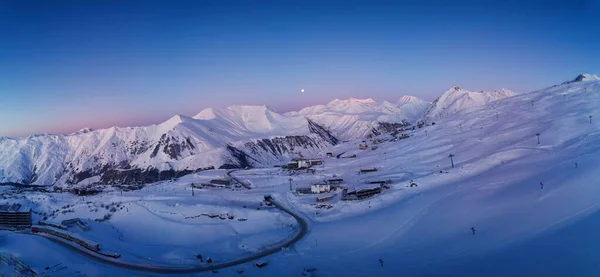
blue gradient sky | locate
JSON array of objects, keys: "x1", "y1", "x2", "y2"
[{"x1": 1, "y1": 0, "x2": 599, "y2": 137}]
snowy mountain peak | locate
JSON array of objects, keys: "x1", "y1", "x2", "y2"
[
  {"x1": 193, "y1": 105, "x2": 275, "y2": 121},
  {"x1": 395, "y1": 96, "x2": 431, "y2": 121},
  {"x1": 194, "y1": 108, "x2": 216, "y2": 120},
  {"x1": 158, "y1": 114, "x2": 194, "y2": 132},
  {"x1": 349, "y1": 97, "x2": 376, "y2": 103},
  {"x1": 573, "y1": 74, "x2": 600, "y2": 82},
  {"x1": 162, "y1": 114, "x2": 185, "y2": 126},
  {"x1": 397, "y1": 95, "x2": 422, "y2": 104},
  {"x1": 72, "y1": 127, "x2": 94, "y2": 134},
  {"x1": 328, "y1": 97, "x2": 376, "y2": 105}
]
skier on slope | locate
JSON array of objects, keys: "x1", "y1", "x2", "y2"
[
  {"x1": 471, "y1": 227, "x2": 476, "y2": 235},
  {"x1": 540, "y1": 182, "x2": 544, "y2": 189}
]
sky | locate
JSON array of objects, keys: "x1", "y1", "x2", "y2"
[{"x1": 1, "y1": 0, "x2": 599, "y2": 137}]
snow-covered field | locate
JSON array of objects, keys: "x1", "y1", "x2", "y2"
[{"x1": 2, "y1": 75, "x2": 600, "y2": 276}]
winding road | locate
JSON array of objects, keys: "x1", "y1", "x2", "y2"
[
  {"x1": 29, "y1": 171, "x2": 308, "y2": 274},
  {"x1": 226, "y1": 169, "x2": 252, "y2": 189}
]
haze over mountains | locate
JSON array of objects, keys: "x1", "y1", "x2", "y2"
[{"x1": 3, "y1": 75, "x2": 595, "y2": 188}]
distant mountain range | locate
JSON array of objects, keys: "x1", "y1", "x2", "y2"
[{"x1": 5, "y1": 75, "x2": 595, "y2": 188}]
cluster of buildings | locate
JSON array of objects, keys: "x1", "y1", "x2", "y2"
[
  {"x1": 295, "y1": 178, "x2": 344, "y2": 195},
  {"x1": 286, "y1": 153, "x2": 388, "y2": 203},
  {"x1": 294, "y1": 177, "x2": 387, "y2": 202}
]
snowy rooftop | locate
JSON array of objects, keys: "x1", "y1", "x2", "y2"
[
  {"x1": 347, "y1": 183, "x2": 381, "y2": 193},
  {"x1": 0, "y1": 203, "x2": 29, "y2": 212}
]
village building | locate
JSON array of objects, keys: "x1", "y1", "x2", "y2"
[
  {"x1": 316, "y1": 194, "x2": 335, "y2": 203},
  {"x1": 255, "y1": 260, "x2": 268, "y2": 268},
  {"x1": 368, "y1": 180, "x2": 390, "y2": 185},
  {"x1": 326, "y1": 152, "x2": 333, "y2": 158},
  {"x1": 355, "y1": 184, "x2": 382, "y2": 199},
  {"x1": 288, "y1": 158, "x2": 310, "y2": 169},
  {"x1": 287, "y1": 158, "x2": 324, "y2": 169},
  {"x1": 359, "y1": 168, "x2": 378, "y2": 174},
  {"x1": 295, "y1": 187, "x2": 312, "y2": 194},
  {"x1": 62, "y1": 218, "x2": 90, "y2": 231},
  {"x1": 0, "y1": 203, "x2": 32, "y2": 229},
  {"x1": 368, "y1": 179, "x2": 392, "y2": 189},
  {"x1": 311, "y1": 183, "x2": 331, "y2": 194},
  {"x1": 202, "y1": 177, "x2": 232, "y2": 188},
  {"x1": 342, "y1": 183, "x2": 382, "y2": 200},
  {"x1": 210, "y1": 178, "x2": 232, "y2": 186},
  {"x1": 309, "y1": 159, "x2": 324, "y2": 166},
  {"x1": 327, "y1": 178, "x2": 344, "y2": 187}
]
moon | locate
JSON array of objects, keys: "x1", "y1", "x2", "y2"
[{"x1": 301, "y1": 89, "x2": 305, "y2": 93}]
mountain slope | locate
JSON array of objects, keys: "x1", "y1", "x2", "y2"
[
  {"x1": 424, "y1": 86, "x2": 515, "y2": 120},
  {"x1": 271, "y1": 74, "x2": 600, "y2": 276},
  {"x1": 0, "y1": 107, "x2": 337, "y2": 187},
  {"x1": 286, "y1": 97, "x2": 428, "y2": 140}
]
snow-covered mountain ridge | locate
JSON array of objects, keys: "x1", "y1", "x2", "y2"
[
  {"x1": 285, "y1": 96, "x2": 431, "y2": 140},
  {"x1": 0, "y1": 95, "x2": 428, "y2": 186},
  {"x1": 4, "y1": 74, "x2": 595, "y2": 188}
]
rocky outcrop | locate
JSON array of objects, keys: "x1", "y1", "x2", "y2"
[
  {"x1": 369, "y1": 121, "x2": 411, "y2": 138},
  {"x1": 307, "y1": 118, "x2": 339, "y2": 145}
]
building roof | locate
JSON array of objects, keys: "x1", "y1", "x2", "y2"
[
  {"x1": 311, "y1": 183, "x2": 330, "y2": 187},
  {"x1": 292, "y1": 157, "x2": 322, "y2": 161},
  {"x1": 354, "y1": 183, "x2": 381, "y2": 192},
  {"x1": 210, "y1": 179, "x2": 231, "y2": 185},
  {"x1": 0, "y1": 203, "x2": 29, "y2": 212}
]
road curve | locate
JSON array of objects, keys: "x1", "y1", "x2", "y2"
[
  {"x1": 33, "y1": 196, "x2": 308, "y2": 274},
  {"x1": 226, "y1": 169, "x2": 252, "y2": 189}
]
